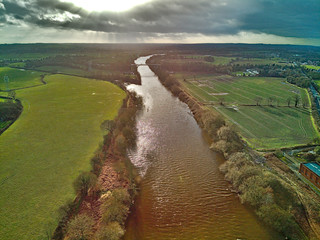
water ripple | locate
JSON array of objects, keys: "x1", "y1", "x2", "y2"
[{"x1": 124, "y1": 56, "x2": 279, "y2": 240}]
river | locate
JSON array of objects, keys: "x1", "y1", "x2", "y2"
[{"x1": 124, "y1": 56, "x2": 280, "y2": 240}]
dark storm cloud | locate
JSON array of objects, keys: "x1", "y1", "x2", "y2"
[
  {"x1": 242, "y1": 0, "x2": 320, "y2": 38},
  {"x1": 1, "y1": 0, "x2": 319, "y2": 38}
]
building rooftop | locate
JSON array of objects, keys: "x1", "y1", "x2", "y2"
[{"x1": 304, "y1": 162, "x2": 320, "y2": 177}]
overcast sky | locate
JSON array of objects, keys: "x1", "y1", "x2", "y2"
[{"x1": 0, "y1": 0, "x2": 319, "y2": 45}]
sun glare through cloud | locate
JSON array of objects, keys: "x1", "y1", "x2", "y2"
[{"x1": 61, "y1": 0, "x2": 153, "y2": 12}]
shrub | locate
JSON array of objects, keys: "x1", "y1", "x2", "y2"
[
  {"x1": 314, "y1": 146, "x2": 320, "y2": 155},
  {"x1": 221, "y1": 151, "x2": 303, "y2": 239},
  {"x1": 112, "y1": 188, "x2": 130, "y2": 204},
  {"x1": 217, "y1": 126, "x2": 239, "y2": 142},
  {"x1": 164, "y1": 77, "x2": 177, "y2": 88},
  {"x1": 100, "y1": 120, "x2": 115, "y2": 132},
  {"x1": 94, "y1": 222, "x2": 124, "y2": 240},
  {"x1": 66, "y1": 215, "x2": 94, "y2": 240},
  {"x1": 102, "y1": 202, "x2": 129, "y2": 224},
  {"x1": 274, "y1": 150, "x2": 283, "y2": 158},
  {"x1": 264, "y1": 174, "x2": 298, "y2": 210},
  {"x1": 91, "y1": 154, "x2": 103, "y2": 175},
  {"x1": 212, "y1": 140, "x2": 229, "y2": 154},
  {"x1": 115, "y1": 135, "x2": 127, "y2": 154},
  {"x1": 57, "y1": 199, "x2": 76, "y2": 220},
  {"x1": 212, "y1": 140, "x2": 243, "y2": 157},
  {"x1": 101, "y1": 188, "x2": 130, "y2": 225},
  {"x1": 239, "y1": 176, "x2": 272, "y2": 207},
  {"x1": 257, "y1": 204, "x2": 300, "y2": 239},
  {"x1": 204, "y1": 56, "x2": 215, "y2": 62},
  {"x1": 227, "y1": 165, "x2": 261, "y2": 188},
  {"x1": 113, "y1": 161, "x2": 126, "y2": 180},
  {"x1": 171, "y1": 85, "x2": 181, "y2": 96},
  {"x1": 73, "y1": 172, "x2": 97, "y2": 197},
  {"x1": 202, "y1": 111, "x2": 225, "y2": 139},
  {"x1": 303, "y1": 152, "x2": 316, "y2": 162},
  {"x1": 228, "y1": 152, "x2": 249, "y2": 166},
  {"x1": 122, "y1": 126, "x2": 136, "y2": 146}
]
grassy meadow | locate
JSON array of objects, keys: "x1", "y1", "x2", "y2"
[
  {"x1": 0, "y1": 74, "x2": 126, "y2": 240},
  {"x1": 303, "y1": 65, "x2": 320, "y2": 70},
  {"x1": 184, "y1": 55, "x2": 235, "y2": 65},
  {"x1": 166, "y1": 55, "x2": 288, "y2": 66},
  {"x1": 35, "y1": 65, "x2": 89, "y2": 76},
  {"x1": 231, "y1": 57, "x2": 288, "y2": 66},
  {"x1": 177, "y1": 74, "x2": 318, "y2": 149},
  {"x1": 8, "y1": 62, "x2": 26, "y2": 68},
  {"x1": 0, "y1": 67, "x2": 44, "y2": 90}
]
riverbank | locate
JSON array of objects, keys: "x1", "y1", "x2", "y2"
[
  {"x1": 147, "y1": 56, "x2": 320, "y2": 240},
  {"x1": 53, "y1": 92, "x2": 141, "y2": 240}
]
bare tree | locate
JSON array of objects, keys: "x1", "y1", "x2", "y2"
[
  {"x1": 302, "y1": 101, "x2": 307, "y2": 108},
  {"x1": 219, "y1": 97, "x2": 225, "y2": 106},
  {"x1": 101, "y1": 120, "x2": 115, "y2": 132},
  {"x1": 287, "y1": 97, "x2": 291, "y2": 107},
  {"x1": 254, "y1": 97, "x2": 262, "y2": 106},
  {"x1": 7, "y1": 90, "x2": 16, "y2": 100},
  {"x1": 294, "y1": 94, "x2": 300, "y2": 107},
  {"x1": 268, "y1": 97, "x2": 275, "y2": 106}
]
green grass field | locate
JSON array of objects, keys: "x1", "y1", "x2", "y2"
[
  {"x1": 169, "y1": 55, "x2": 235, "y2": 65},
  {"x1": 304, "y1": 65, "x2": 320, "y2": 70},
  {"x1": 35, "y1": 65, "x2": 89, "y2": 76},
  {"x1": 231, "y1": 57, "x2": 288, "y2": 66},
  {"x1": 8, "y1": 62, "x2": 26, "y2": 68},
  {"x1": 177, "y1": 74, "x2": 318, "y2": 149},
  {"x1": 0, "y1": 53, "x2": 58, "y2": 61},
  {"x1": 0, "y1": 74, "x2": 126, "y2": 240},
  {"x1": 35, "y1": 65, "x2": 124, "y2": 78},
  {"x1": 0, "y1": 67, "x2": 44, "y2": 90},
  {"x1": 210, "y1": 56, "x2": 235, "y2": 65},
  {"x1": 187, "y1": 55, "x2": 235, "y2": 65}
]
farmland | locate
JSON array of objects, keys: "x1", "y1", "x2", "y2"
[
  {"x1": 231, "y1": 57, "x2": 288, "y2": 66},
  {"x1": 0, "y1": 67, "x2": 44, "y2": 90},
  {"x1": 176, "y1": 74, "x2": 318, "y2": 149},
  {"x1": 164, "y1": 54, "x2": 289, "y2": 67},
  {"x1": 182, "y1": 55, "x2": 235, "y2": 65},
  {"x1": 35, "y1": 65, "x2": 89, "y2": 76},
  {"x1": 0, "y1": 74, "x2": 126, "y2": 240},
  {"x1": 304, "y1": 65, "x2": 320, "y2": 70}
]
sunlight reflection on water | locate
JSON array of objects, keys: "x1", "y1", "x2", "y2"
[{"x1": 124, "y1": 56, "x2": 280, "y2": 240}]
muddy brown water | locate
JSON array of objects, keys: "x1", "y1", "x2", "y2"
[{"x1": 124, "y1": 56, "x2": 280, "y2": 240}]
